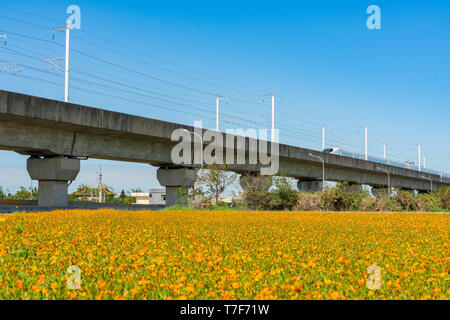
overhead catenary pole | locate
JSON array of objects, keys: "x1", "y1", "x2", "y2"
[
  {"x1": 215, "y1": 95, "x2": 228, "y2": 132},
  {"x1": 321, "y1": 127, "x2": 331, "y2": 151},
  {"x1": 216, "y1": 95, "x2": 219, "y2": 131},
  {"x1": 271, "y1": 92, "x2": 275, "y2": 142},
  {"x1": 51, "y1": 22, "x2": 71, "y2": 102},
  {"x1": 262, "y1": 92, "x2": 275, "y2": 142},
  {"x1": 364, "y1": 125, "x2": 368, "y2": 160},
  {"x1": 418, "y1": 144, "x2": 421, "y2": 172},
  {"x1": 98, "y1": 165, "x2": 103, "y2": 203},
  {"x1": 322, "y1": 127, "x2": 325, "y2": 150},
  {"x1": 64, "y1": 22, "x2": 70, "y2": 102}
]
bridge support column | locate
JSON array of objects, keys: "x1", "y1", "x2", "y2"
[
  {"x1": 297, "y1": 180, "x2": 323, "y2": 192},
  {"x1": 27, "y1": 157, "x2": 80, "y2": 207},
  {"x1": 157, "y1": 168, "x2": 197, "y2": 207},
  {"x1": 239, "y1": 174, "x2": 272, "y2": 191}
]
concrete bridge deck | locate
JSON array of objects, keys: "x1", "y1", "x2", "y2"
[{"x1": 0, "y1": 89, "x2": 448, "y2": 206}]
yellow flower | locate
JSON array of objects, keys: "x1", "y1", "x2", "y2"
[
  {"x1": 15, "y1": 279, "x2": 23, "y2": 289},
  {"x1": 329, "y1": 291, "x2": 340, "y2": 300}
]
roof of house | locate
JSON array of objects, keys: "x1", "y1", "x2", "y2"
[{"x1": 73, "y1": 185, "x2": 117, "y2": 196}]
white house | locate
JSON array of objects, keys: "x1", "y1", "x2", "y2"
[{"x1": 131, "y1": 188, "x2": 166, "y2": 205}]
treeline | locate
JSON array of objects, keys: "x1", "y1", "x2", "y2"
[
  {"x1": 181, "y1": 164, "x2": 450, "y2": 212},
  {"x1": 0, "y1": 187, "x2": 37, "y2": 200},
  {"x1": 243, "y1": 183, "x2": 450, "y2": 212},
  {"x1": 0, "y1": 185, "x2": 139, "y2": 204}
]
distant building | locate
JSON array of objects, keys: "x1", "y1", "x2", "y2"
[
  {"x1": 73, "y1": 185, "x2": 116, "y2": 201},
  {"x1": 132, "y1": 192, "x2": 151, "y2": 205},
  {"x1": 131, "y1": 188, "x2": 166, "y2": 205}
]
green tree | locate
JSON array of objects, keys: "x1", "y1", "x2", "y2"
[
  {"x1": 196, "y1": 163, "x2": 237, "y2": 204},
  {"x1": 76, "y1": 184, "x2": 87, "y2": 192},
  {"x1": 118, "y1": 189, "x2": 127, "y2": 201},
  {"x1": 9, "y1": 187, "x2": 32, "y2": 200}
]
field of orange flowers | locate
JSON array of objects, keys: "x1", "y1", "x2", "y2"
[{"x1": 0, "y1": 210, "x2": 448, "y2": 300}]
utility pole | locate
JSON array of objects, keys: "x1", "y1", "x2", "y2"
[
  {"x1": 364, "y1": 125, "x2": 368, "y2": 160},
  {"x1": 418, "y1": 144, "x2": 421, "y2": 172},
  {"x1": 271, "y1": 92, "x2": 275, "y2": 142},
  {"x1": 216, "y1": 95, "x2": 219, "y2": 131},
  {"x1": 64, "y1": 22, "x2": 70, "y2": 103},
  {"x1": 216, "y1": 95, "x2": 227, "y2": 131},
  {"x1": 98, "y1": 165, "x2": 103, "y2": 203},
  {"x1": 321, "y1": 127, "x2": 330, "y2": 151},
  {"x1": 51, "y1": 22, "x2": 71, "y2": 102},
  {"x1": 322, "y1": 127, "x2": 325, "y2": 150},
  {"x1": 262, "y1": 92, "x2": 275, "y2": 142}
]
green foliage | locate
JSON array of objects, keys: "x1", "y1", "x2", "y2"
[
  {"x1": 1, "y1": 187, "x2": 37, "y2": 200},
  {"x1": 320, "y1": 187, "x2": 353, "y2": 211},
  {"x1": 243, "y1": 177, "x2": 298, "y2": 211},
  {"x1": 435, "y1": 186, "x2": 450, "y2": 211},
  {"x1": 203, "y1": 201, "x2": 247, "y2": 211},
  {"x1": 395, "y1": 191, "x2": 418, "y2": 212},
  {"x1": 76, "y1": 184, "x2": 87, "y2": 192},
  {"x1": 271, "y1": 176, "x2": 298, "y2": 210},
  {"x1": 164, "y1": 204, "x2": 196, "y2": 211},
  {"x1": 0, "y1": 187, "x2": 6, "y2": 199},
  {"x1": 295, "y1": 192, "x2": 322, "y2": 211},
  {"x1": 196, "y1": 164, "x2": 237, "y2": 204},
  {"x1": 243, "y1": 188, "x2": 272, "y2": 211},
  {"x1": 416, "y1": 193, "x2": 443, "y2": 212},
  {"x1": 175, "y1": 186, "x2": 189, "y2": 207},
  {"x1": 356, "y1": 195, "x2": 378, "y2": 211}
]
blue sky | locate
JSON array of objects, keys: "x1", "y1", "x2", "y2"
[{"x1": 0, "y1": 0, "x2": 449, "y2": 194}]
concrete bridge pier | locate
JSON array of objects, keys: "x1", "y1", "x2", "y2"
[
  {"x1": 239, "y1": 173, "x2": 272, "y2": 191},
  {"x1": 157, "y1": 168, "x2": 197, "y2": 207},
  {"x1": 27, "y1": 157, "x2": 80, "y2": 207},
  {"x1": 297, "y1": 180, "x2": 323, "y2": 192}
]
